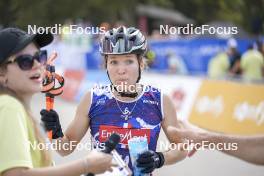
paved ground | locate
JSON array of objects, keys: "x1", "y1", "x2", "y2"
[{"x1": 31, "y1": 94, "x2": 264, "y2": 176}]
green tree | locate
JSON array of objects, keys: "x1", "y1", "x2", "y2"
[{"x1": 0, "y1": 0, "x2": 263, "y2": 34}]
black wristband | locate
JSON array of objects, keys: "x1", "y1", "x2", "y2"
[
  {"x1": 156, "y1": 152, "x2": 165, "y2": 168},
  {"x1": 53, "y1": 127, "x2": 64, "y2": 139}
]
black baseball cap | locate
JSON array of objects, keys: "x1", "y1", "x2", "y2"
[{"x1": 0, "y1": 27, "x2": 53, "y2": 65}]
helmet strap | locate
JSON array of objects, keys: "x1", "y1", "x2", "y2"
[{"x1": 136, "y1": 55, "x2": 141, "y2": 83}]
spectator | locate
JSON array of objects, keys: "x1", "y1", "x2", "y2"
[
  {"x1": 208, "y1": 38, "x2": 241, "y2": 79},
  {"x1": 166, "y1": 50, "x2": 188, "y2": 74},
  {"x1": 227, "y1": 38, "x2": 241, "y2": 76},
  {"x1": 0, "y1": 27, "x2": 113, "y2": 176},
  {"x1": 241, "y1": 41, "x2": 264, "y2": 81}
]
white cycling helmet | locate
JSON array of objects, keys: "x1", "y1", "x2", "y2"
[{"x1": 100, "y1": 26, "x2": 147, "y2": 55}]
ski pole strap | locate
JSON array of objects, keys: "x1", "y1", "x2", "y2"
[{"x1": 42, "y1": 65, "x2": 64, "y2": 96}]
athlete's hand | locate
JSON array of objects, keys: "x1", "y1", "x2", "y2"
[
  {"x1": 137, "y1": 150, "x2": 165, "y2": 173},
  {"x1": 40, "y1": 109, "x2": 64, "y2": 139}
]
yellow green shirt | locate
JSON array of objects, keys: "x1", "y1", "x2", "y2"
[
  {"x1": 0, "y1": 95, "x2": 48, "y2": 175},
  {"x1": 241, "y1": 50, "x2": 264, "y2": 81},
  {"x1": 208, "y1": 52, "x2": 230, "y2": 78}
]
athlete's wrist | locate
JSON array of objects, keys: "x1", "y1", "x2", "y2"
[{"x1": 156, "y1": 152, "x2": 165, "y2": 168}]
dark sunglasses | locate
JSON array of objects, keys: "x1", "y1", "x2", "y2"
[{"x1": 5, "y1": 50, "x2": 47, "y2": 70}]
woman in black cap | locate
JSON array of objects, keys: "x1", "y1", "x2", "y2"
[{"x1": 0, "y1": 28, "x2": 113, "y2": 176}]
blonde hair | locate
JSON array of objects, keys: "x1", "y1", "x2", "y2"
[{"x1": 0, "y1": 64, "x2": 51, "y2": 166}]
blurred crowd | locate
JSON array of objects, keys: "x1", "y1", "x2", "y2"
[{"x1": 208, "y1": 38, "x2": 264, "y2": 82}]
